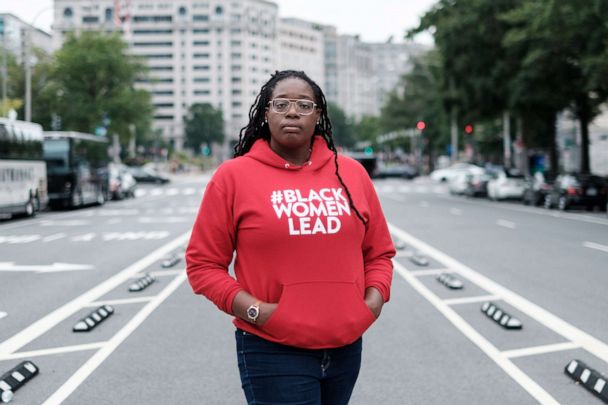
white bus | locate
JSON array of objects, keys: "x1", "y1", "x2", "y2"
[{"x1": 0, "y1": 117, "x2": 48, "y2": 218}]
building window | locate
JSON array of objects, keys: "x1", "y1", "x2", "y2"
[
  {"x1": 179, "y1": 6, "x2": 187, "y2": 15},
  {"x1": 193, "y1": 65, "x2": 210, "y2": 70},
  {"x1": 153, "y1": 90, "x2": 174, "y2": 95},
  {"x1": 215, "y1": 6, "x2": 224, "y2": 15},
  {"x1": 63, "y1": 7, "x2": 73, "y2": 18},
  {"x1": 194, "y1": 90, "x2": 210, "y2": 95},
  {"x1": 194, "y1": 53, "x2": 210, "y2": 58},
  {"x1": 153, "y1": 115, "x2": 174, "y2": 120},
  {"x1": 154, "y1": 103, "x2": 174, "y2": 108},
  {"x1": 193, "y1": 15, "x2": 209, "y2": 22},
  {"x1": 193, "y1": 29, "x2": 209, "y2": 34},
  {"x1": 105, "y1": 8, "x2": 113, "y2": 22},
  {"x1": 149, "y1": 66, "x2": 173, "y2": 71},
  {"x1": 193, "y1": 77, "x2": 210, "y2": 83},
  {"x1": 133, "y1": 42, "x2": 173, "y2": 47},
  {"x1": 193, "y1": 41, "x2": 210, "y2": 46},
  {"x1": 82, "y1": 16, "x2": 99, "y2": 23}
]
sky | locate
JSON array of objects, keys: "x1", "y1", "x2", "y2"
[{"x1": 1, "y1": 0, "x2": 436, "y2": 44}]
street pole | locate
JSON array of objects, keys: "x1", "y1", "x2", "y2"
[
  {"x1": 450, "y1": 108, "x2": 458, "y2": 162},
  {"x1": 1, "y1": 30, "x2": 7, "y2": 109},
  {"x1": 503, "y1": 110, "x2": 511, "y2": 169},
  {"x1": 25, "y1": 7, "x2": 52, "y2": 122}
]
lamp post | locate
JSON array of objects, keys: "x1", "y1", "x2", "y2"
[{"x1": 25, "y1": 7, "x2": 52, "y2": 122}]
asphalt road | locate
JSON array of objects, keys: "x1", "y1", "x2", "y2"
[{"x1": 1, "y1": 174, "x2": 607, "y2": 404}]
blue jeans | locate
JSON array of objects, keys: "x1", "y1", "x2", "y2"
[{"x1": 235, "y1": 329, "x2": 362, "y2": 405}]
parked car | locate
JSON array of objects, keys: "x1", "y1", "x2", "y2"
[
  {"x1": 487, "y1": 169, "x2": 526, "y2": 200},
  {"x1": 463, "y1": 170, "x2": 493, "y2": 198},
  {"x1": 448, "y1": 171, "x2": 470, "y2": 195},
  {"x1": 108, "y1": 163, "x2": 137, "y2": 200},
  {"x1": 127, "y1": 166, "x2": 170, "y2": 184},
  {"x1": 430, "y1": 163, "x2": 484, "y2": 183},
  {"x1": 375, "y1": 162, "x2": 418, "y2": 179},
  {"x1": 544, "y1": 174, "x2": 608, "y2": 211},
  {"x1": 522, "y1": 172, "x2": 555, "y2": 206}
]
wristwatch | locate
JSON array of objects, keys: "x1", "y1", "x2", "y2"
[{"x1": 246, "y1": 301, "x2": 261, "y2": 323}]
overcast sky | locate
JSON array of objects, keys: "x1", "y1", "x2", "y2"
[{"x1": 2, "y1": 0, "x2": 436, "y2": 44}]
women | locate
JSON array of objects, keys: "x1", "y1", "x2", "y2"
[{"x1": 186, "y1": 70, "x2": 395, "y2": 405}]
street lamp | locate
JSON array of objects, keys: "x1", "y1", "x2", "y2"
[{"x1": 25, "y1": 7, "x2": 52, "y2": 122}]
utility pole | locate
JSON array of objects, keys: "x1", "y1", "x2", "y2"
[
  {"x1": 25, "y1": 26, "x2": 31, "y2": 121},
  {"x1": 503, "y1": 110, "x2": 511, "y2": 169},
  {"x1": 1, "y1": 29, "x2": 7, "y2": 110}
]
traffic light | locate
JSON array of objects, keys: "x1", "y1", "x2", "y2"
[
  {"x1": 416, "y1": 121, "x2": 426, "y2": 131},
  {"x1": 464, "y1": 124, "x2": 474, "y2": 134}
]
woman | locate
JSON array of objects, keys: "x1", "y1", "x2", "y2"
[{"x1": 186, "y1": 70, "x2": 395, "y2": 405}]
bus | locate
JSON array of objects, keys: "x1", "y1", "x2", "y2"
[
  {"x1": 0, "y1": 117, "x2": 48, "y2": 219},
  {"x1": 43, "y1": 131, "x2": 110, "y2": 209}
]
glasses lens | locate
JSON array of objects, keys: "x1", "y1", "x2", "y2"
[
  {"x1": 272, "y1": 99, "x2": 290, "y2": 112},
  {"x1": 271, "y1": 99, "x2": 315, "y2": 115},
  {"x1": 296, "y1": 100, "x2": 314, "y2": 115}
]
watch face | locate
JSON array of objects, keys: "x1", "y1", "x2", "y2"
[{"x1": 247, "y1": 307, "x2": 258, "y2": 319}]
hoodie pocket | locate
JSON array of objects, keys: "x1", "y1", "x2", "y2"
[{"x1": 260, "y1": 281, "x2": 376, "y2": 348}]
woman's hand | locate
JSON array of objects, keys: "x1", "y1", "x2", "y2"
[
  {"x1": 364, "y1": 287, "x2": 384, "y2": 318},
  {"x1": 232, "y1": 291, "x2": 277, "y2": 325}
]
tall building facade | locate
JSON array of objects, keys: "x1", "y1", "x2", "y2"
[
  {"x1": 53, "y1": 0, "x2": 278, "y2": 150},
  {"x1": 1, "y1": 13, "x2": 53, "y2": 63},
  {"x1": 277, "y1": 18, "x2": 324, "y2": 89}
]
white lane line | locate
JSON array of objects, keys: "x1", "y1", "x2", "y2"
[
  {"x1": 40, "y1": 220, "x2": 91, "y2": 227},
  {"x1": 0, "y1": 311, "x2": 6, "y2": 320},
  {"x1": 0, "y1": 232, "x2": 190, "y2": 358},
  {"x1": 392, "y1": 260, "x2": 559, "y2": 404},
  {"x1": 583, "y1": 241, "x2": 608, "y2": 254},
  {"x1": 43, "y1": 273, "x2": 187, "y2": 405},
  {"x1": 389, "y1": 223, "x2": 608, "y2": 365},
  {"x1": 497, "y1": 219, "x2": 516, "y2": 229},
  {"x1": 503, "y1": 342, "x2": 581, "y2": 359},
  {"x1": 132, "y1": 269, "x2": 185, "y2": 278},
  {"x1": 42, "y1": 233, "x2": 67, "y2": 242},
  {"x1": 394, "y1": 251, "x2": 412, "y2": 258},
  {"x1": 134, "y1": 189, "x2": 146, "y2": 197},
  {"x1": 1, "y1": 342, "x2": 105, "y2": 361},
  {"x1": 397, "y1": 185, "x2": 411, "y2": 193},
  {"x1": 443, "y1": 295, "x2": 501, "y2": 306},
  {"x1": 450, "y1": 208, "x2": 462, "y2": 216},
  {"x1": 166, "y1": 188, "x2": 180, "y2": 196},
  {"x1": 84, "y1": 297, "x2": 155, "y2": 307},
  {"x1": 183, "y1": 188, "x2": 196, "y2": 195},
  {"x1": 409, "y1": 269, "x2": 449, "y2": 276}
]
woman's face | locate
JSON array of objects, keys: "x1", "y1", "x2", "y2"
[{"x1": 265, "y1": 77, "x2": 321, "y2": 157}]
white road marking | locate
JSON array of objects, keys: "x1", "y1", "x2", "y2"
[
  {"x1": 150, "y1": 188, "x2": 164, "y2": 196},
  {"x1": 0, "y1": 235, "x2": 41, "y2": 244},
  {"x1": 497, "y1": 219, "x2": 516, "y2": 229},
  {"x1": 85, "y1": 297, "x2": 155, "y2": 307},
  {"x1": 102, "y1": 231, "x2": 170, "y2": 241},
  {"x1": 0, "y1": 262, "x2": 94, "y2": 273},
  {"x1": 166, "y1": 188, "x2": 180, "y2": 195},
  {"x1": 415, "y1": 186, "x2": 427, "y2": 193},
  {"x1": 450, "y1": 208, "x2": 462, "y2": 216},
  {"x1": 389, "y1": 223, "x2": 608, "y2": 365},
  {"x1": 1, "y1": 342, "x2": 105, "y2": 361},
  {"x1": 43, "y1": 273, "x2": 187, "y2": 405},
  {"x1": 0, "y1": 232, "x2": 190, "y2": 358},
  {"x1": 0, "y1": 312, "x2": 6, "y2": 320},
  {"x1": 443, "y1": 295, "x2": 501, "y2": 306},
  {"x1": 42, "y1": 233, "x2": 67, "y2": 242},
  {"x1": 72, "y1": 233, "x2": 96, "y2": 242},
  {"x1": 583, "y1": 241, "x2": 608, "y2": 254},
  {"x1": 502, "y1": 342, "x2": 581, "y2": 359},
  {"x1": 397, "y1": 185, "x2": 411, "y2": 193},
  {"x1": 97, "y1": 209, "x2": 139, "y2": 216},
  {"x1": 138, "y1": 217, "x2": 189, "y2": 224},
  {"x1": 134, "y1": 189, "x2": 146, "y2": 197},
  {"x1": 40, "y1": 220, "x2": 91, "y2": 227},
  {"x1": 392, "y1": 260, "x2": 559, "y2": 404},
  {"x1": 132, "y1": 269, "x2": 184, "y2": 278},
  {"x1": 409, "y1": 269, "x2": 448, "y2": 276},
  {"x1": 183, "y1": 187, "x2": 196, "y2": 195}
]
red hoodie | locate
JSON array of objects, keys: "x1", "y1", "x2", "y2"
[{"x1": 186, "y1": 136, "x2": 395, "y2": 349}]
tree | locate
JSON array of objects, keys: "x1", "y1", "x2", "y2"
[
  {"x1": 327, "y1": 102, "x2": 356, "y2": 148},
  {"x1": 50, "y1": 32, "x2": 152, "y2": 144},
  {"x1": 183, "y1": 103, "x2": 224, "y2": 154}
]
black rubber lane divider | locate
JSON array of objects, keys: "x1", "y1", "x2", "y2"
[
  {"x1": 0, "y1": 361, "x2": 39, "y2": 403},
  {"x1": 565, "y1": 359, "x2": 608, "y2": 403},
  {"x1": 480, "y1": 302, "x2": 522, "y2": 330},
  {"x1": 161, "y1": 254, "x2": 181, "y2": 268},
  {"x1": 437, "y1": 273, "x2": 464, "y2": 289},
  {"x1": 129, "y1": 274, "x2": 156, "y2": 292},
  {"x1": 73, "y1": 305, "x2": 114, "y2": 332},
  {"x1": 409, "y1": 253, "x2": 429, "y2": 266}
]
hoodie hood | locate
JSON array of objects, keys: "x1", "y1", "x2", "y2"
[{"x1": 245, "y1": 135, "x2": 334, "y2": 171}]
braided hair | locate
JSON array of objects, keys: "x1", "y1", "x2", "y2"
[{"x1": 233, "y1": 70, "x2": 367, "y2": 226}]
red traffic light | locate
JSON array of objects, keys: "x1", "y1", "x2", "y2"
[
  {"x1": 416, "y1": 121, "x2": 426, "y2": 131},
  {"x1": 464, "y1": 124, "x2": 474, "y2": 134}
]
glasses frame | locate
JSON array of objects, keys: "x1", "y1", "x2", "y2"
[{"x1": 267, "y1": 98, "x2": 318, "y2": 116}]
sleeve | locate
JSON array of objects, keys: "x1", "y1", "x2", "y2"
[
  {"x1": 186, "y1": 175, "x2": 243, "y2": 315},
  {"x1": 361, "y1": 174, "x2": 395, "y2": 303}
]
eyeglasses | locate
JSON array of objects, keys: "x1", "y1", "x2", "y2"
[{"x1": 268, "y1": 98, "x2": 317, "y2": 115}]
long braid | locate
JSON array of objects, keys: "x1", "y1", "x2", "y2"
[{"x1": 234, "y1": 70, "x2": 367, "y2": 226}]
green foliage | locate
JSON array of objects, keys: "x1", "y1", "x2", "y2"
[
  {"x1": 49, "y1": 32, "x2": 152, "y2": 144},
  {"x1": 327, "y1": 102, "x2": 356, "y2": 148},
  {"x1": 183, "y1": 103, "x2": 224, "y2": 154}
]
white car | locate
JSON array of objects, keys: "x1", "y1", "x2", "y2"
[
  {"x1": 487, "y1": 169, "x2": 526, "y2": 200},
  {"x1": 448, "y1": 171, "x2": 471, "y2": 195},
  {"x1": 430, "y1": 163, "x2": 484, "y2": 183}
]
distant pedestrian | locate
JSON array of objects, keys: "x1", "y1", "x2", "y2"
[{"x1": 186, "y1": 70, "x2": 395, "y2": 405}]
